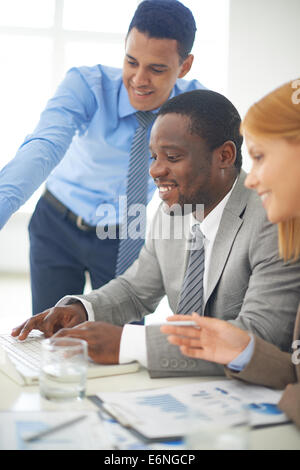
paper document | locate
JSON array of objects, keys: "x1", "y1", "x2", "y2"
[
  {"x1": 0, "y1": 411, "x2": 112, "y2": 450},
  {"x1": 95, "y1": 379, "x2": 288, "y2": 441}
]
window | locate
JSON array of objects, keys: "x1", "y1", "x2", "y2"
[{"x1": 0, "y1": 0, "x2": 229, "y2": 213}]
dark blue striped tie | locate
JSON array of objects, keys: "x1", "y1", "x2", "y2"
[
  {"x1": 177, "y1": 225, "x2": 205, "y2": 315},
  {"x1": 116, "y1": 111, "x2": 155, "y2": 276}
]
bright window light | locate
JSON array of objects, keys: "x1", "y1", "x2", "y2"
[
  {"x1": 0, "y1": 0, "x2": 55, "y2": 28},
  {"x1": 0, "y1": 35, "x2": 53, "y2": 165},
  {"x1": 63, "y1": 0, "x2": 138, "y2": 33},
  {"x1": 64, "y1": 41, "x2": 125, "y2": 72}
]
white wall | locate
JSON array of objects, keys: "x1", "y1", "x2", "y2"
[
  {"x1": 227, "y1": 0, "x2": 300, "y2": 170},
  {"x1": 0, "y1": 0, "x2": 299, "y2": 273}
]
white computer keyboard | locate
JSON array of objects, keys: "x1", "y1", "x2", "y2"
[
  {"x1": 0, "y1": 330, "x2": 43, "y2": 372},
  {"x1": 0, "y1": 330, "x2": 140, "y2": 385}
]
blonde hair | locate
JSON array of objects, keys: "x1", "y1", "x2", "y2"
[
  {"x1": 278, "y1": 219, "x2": 300, "y2": 262},
  {"x1": 241, "y1": 79, "x2": 300, "y2": 261}
]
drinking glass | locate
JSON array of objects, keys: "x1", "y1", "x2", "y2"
[{"x1": 39, "y1": 337, "x2": 88, "y2": 402}]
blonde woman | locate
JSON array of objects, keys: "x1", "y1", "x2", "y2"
[{"x1": 161, "y1": 78, "x2": 300, "y2": 428}]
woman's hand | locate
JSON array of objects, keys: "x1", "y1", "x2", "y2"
[{"x1": 160, "y1": 313, "x2": 251, "y2": 365}]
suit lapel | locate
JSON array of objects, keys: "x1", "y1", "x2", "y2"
[{"x1": 204, "y1": 171, "x2": 250, "y2": 309}]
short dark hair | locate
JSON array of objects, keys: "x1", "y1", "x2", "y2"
[
  {"x1": 127, "y1": 0, "x2": 196, "y2": 62},
  {"x1": 158, "y1": 90, "x2": 243, "y2": 171}
]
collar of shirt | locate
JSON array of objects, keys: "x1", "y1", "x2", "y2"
[
  {"x1": 118, "y1": 82, "x2": 175, "y2": 119},
  {"x1": 190, "y1": 178, "x2": 238, "y2": 245}
]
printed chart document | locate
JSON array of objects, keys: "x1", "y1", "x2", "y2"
[{"x1": 93, "y1": 379, "x2": 288, "y2": 441}]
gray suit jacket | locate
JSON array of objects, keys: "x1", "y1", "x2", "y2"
[{"x1": 77, "y1": 171, "x2": 300, "y2": 377}]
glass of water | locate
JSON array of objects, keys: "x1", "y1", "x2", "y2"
[{"x1": 39, "y1": 337, "x2": 88, "y2": 402}]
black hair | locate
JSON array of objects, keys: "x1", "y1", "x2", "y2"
[
  {"x1": 158, "y1": 89, "x2": 243, "y2": 171},
  {"x1": 127, "y1": 0, "x2": 196, "y2": 62}
]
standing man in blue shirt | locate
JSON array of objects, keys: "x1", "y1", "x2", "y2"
[{"x1": 0, "y1": 0, "x2": 204, "y2": 315}]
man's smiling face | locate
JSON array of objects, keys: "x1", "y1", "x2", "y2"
[
  {"x1": 122, "y1": 27, "x2": 193, "y2": 111},
  {"x1": 149, "y1": 113, "x2": 222, "y2": 216}
]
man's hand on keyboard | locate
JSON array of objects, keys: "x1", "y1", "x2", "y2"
[
  {"x1": 53, "y1": 321, "x2": 122, "y2": 364},
  {"x1": 11, "y1": 303, "x2": 88, "y2": 340}
]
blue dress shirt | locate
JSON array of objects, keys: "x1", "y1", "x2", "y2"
[
  {"x1": 0, "y1": 65, "x2": 203, "y2": 228},
  {"x1": 227, "y1": 334, "x2": 255, "y2": 371}
]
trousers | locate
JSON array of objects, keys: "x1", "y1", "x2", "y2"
[{"x1": 28, "y1": 195, "x2": 120, "y2": 315}]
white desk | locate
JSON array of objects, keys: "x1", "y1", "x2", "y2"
[{"x1": 0, "y1": 367, "x2": 300, "y2": 450}]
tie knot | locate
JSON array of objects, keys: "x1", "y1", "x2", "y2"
[
  {"x1": 136, "y1": 111, "x2": 155, "y2": 128},
  {"x1": 190, "y1": 224, "x2": 204, "y2": 250},
  {"x1": 191, "y1": 224, "x2": 202, "y2": 236}
]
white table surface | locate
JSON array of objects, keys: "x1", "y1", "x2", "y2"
[{"x1": 1, "y1": 366, "x2": 300, "y2": 450}]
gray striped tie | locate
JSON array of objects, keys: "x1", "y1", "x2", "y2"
[
  {"x1": 177, "y1": 225, "x2": 205, "y2": 315},
  {"x1": 116, "y1": 111, "x2": 155, "y2": 276}
]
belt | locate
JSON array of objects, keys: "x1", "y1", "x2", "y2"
[{"x1": 43, "y1": 189, "x2": 96, "y2": 232}]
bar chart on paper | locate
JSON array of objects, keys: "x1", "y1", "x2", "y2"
[
  {"x1": 96, "y1": 380, "x2": 289, "y2": 440},
  {"x1": 136, "y1": 394, "x2": 188, "y2": 414}
]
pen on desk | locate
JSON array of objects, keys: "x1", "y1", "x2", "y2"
[
  {"x1": 23, "y1": 414, "x2": 87, "y2": 442},
  {"x1": 160, "y1": 321, "x2": 198, "y2": 327}
]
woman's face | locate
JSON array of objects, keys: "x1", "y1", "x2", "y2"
[{"x1": 245, "y1": 134, "x2": 300, "y2": 223}]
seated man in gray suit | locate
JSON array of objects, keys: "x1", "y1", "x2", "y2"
[{"x1": 12, "y1": 90, "x2": 300, "y2": 378}]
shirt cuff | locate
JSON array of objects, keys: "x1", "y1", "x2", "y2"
[
  {"x1": 227, "y1": 334, "x2": 255, "y2": 372},
  {"x1": 119, "y1": 324, "x2": 147, "y2": 367},
  {"x1": 55, "y1": 295, "x2": 95, "y2": 321}
]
